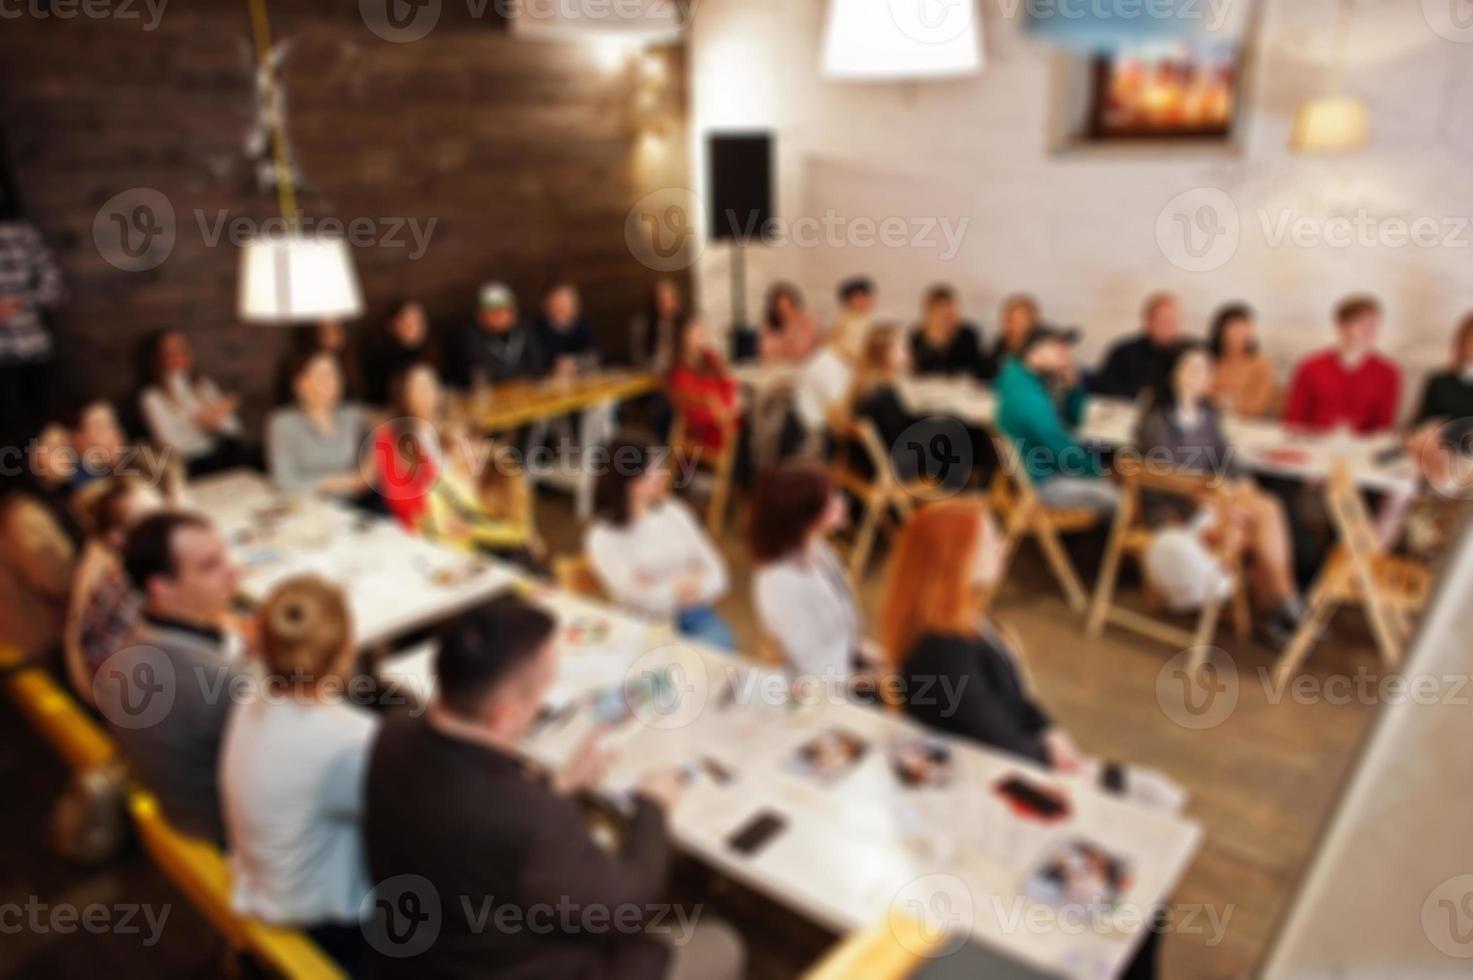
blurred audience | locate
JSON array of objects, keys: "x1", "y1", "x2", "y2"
[
  {"x1": 536, "y1": 281, "x2": 600, "y2": 377},
  {"x1": 363, "y1": 301, "x2": 439, "y2": 406},
  {"x1": 986, "y1": 294, "x2": 1040, "y2": 378},
  {"x1": 667, "y1": 313, "x2": 741, "y2": 455},
  {"x1": 630, "y1": 278, "x2": 684, "y2": 375},
  {"x1": 759, "y1": 281, "x2": 818, "y2": 363},
  {"x1": 830, "y1": 275, "x2": 876, "y2": 361},
  {"x1": 0, "y1": 211, "x2": 64, "y2": 446},
  {"x1": 458, "y1": 282, "x2": 546, "y2": 388}
]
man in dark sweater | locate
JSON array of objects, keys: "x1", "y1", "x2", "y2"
[
  {"x1": 1092, "y1": 292, "x2": 1188, "y2": 399},
  {"x1": 535, "y1": 281, "x2": 601, "y2": 377},
  {"x1": 363, "y1": 595, "x2": 742, "y2": 980},
  {"x1": 455, "y1": 282, "x2": 546, "y2": 389}
]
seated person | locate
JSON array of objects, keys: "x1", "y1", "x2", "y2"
[
  {"x1": 429, "y1": 426, "x2": 544, "y2": 569},
  {"x1": 371, "y1": 361, "x2": 444, "y2": 530},
  {"x1": 221, "y1": 575, "x2": 378, "y2": 974},
  {"x1": 0, "y1": 426, "x2": 80, "y2": 667},
  {"x1": 985, "y1": 293, "x2": 1039, "y2": 379},
  {"x1": 830, "y1": 275, "x2": 876, "y2": 360},
  {"x1": 630, "y1": 278, "x2": 684, "y2": 375},
  {"x1": 850, "y1": 326, "x2": 927, "y2": 481},
  {"x1": 363, "y1": 595, "x2": 743, "y2": 980},
  {"x1": 67, "y1": 398, "x2": 127, "y2": 489},
  {"x1": 1208, "y1": 303, "x2": 1277, "y2": 418},
  {"x1": 909, "y1": 283, "x2": 984, "y2": 378},
  {"x1": 95, "y1": 513, "x2": 246, "y2": 843},
  {"x1": 536, "y1": 281, "x2": 600, "y2": 377},
  {"x1": 1093, "y1": 292, "x2": 1188, "y2": 399},
  {"x1": 267, "y1": 351, "x2": 367, "y2": 498},
  {"x1": 792, "y1": 332, "x2": 855, "y2": 445},
  {"x1": 749, "y1": 462, "x2": 869, "y2": 684},
  {"x1": 456, "y1": 282, "x2": 546, "y2": 388},
  {"x1": 64, "y1": 478, "x2": 161, "y2": 705},
  {"x1": 139, "y1": 329, "x2": 245, "y2": 477},
  {"x1": 995, "y1": 327, "x2": 1118, "y2": 515},
  {"x1": 362, "y1": 300, "x2": 438, "y2": 406},
  {"x1": 1411, "y1": 312, "x2": 1473, "y2": 439},
  {"x1": 1137, "y1": 344, "x2": 1304, "y2": 646},
  {"x1": 1283, "y1": 295, "x2": 1401, "y2": 434},
  {"x1": 881, "y1": 499, "x2": 1185, "y2": 819},
  {"x1": 759, "y1": 281, "x2": 819, "y2": 363},
  {"x1": 585, "y1": 442, "x2": 734, "y2": 650},
  {"x1": 283, "y1": 318, "x2": 364, "y2": 402},
  {"x1": 666, "y1": 313, "x2": 741, "y2": 455}
]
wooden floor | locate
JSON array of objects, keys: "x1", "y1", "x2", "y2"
[
  {"x1": 0, "y1": 491, "x2": 1383, "y2": 979},
  {"x1": 537, "y1": 491, "x2": 1382, "y2": 980}
]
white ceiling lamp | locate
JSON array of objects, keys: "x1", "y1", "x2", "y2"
[
  {"x1": 1290, "y1": 0, "x2": 1368, "y2": 154},
  {"x1": 822, "y1": 0, "x2": 983, "y2": 81},
  {"x1": 238, "y1": 234, "x2": 363, "y2": 324},
  {"x1": 237, "y1": 0, "x2": 363, "y2": 324}
]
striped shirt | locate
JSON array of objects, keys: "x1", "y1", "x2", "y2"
[{"x1": 0, "y1": 221, "x2": 63, "y2": 363}]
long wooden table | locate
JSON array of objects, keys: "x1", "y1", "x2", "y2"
[{"x1": 465, "y1": 370, "x2": 658, "y2": 432}]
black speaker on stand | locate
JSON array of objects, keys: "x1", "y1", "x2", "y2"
[{"x1": 706, "y1": 132, "x2": 773, "y2": 360}]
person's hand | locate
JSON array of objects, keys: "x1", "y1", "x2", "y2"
[
  {"x1": 0, "y1": 296, "x2": 23, "y2": 322},
  {"x1": 1043, "y1": 729, "x2": 1086, "y2": 775},
  {"x1": 317, "y1": 472, "x2": 366, "y2": 497},
  {"x1": 674, "y1": 573, "x2": 704, "y2": 607},
  {"x1": 554, "y1": 356, "x2": 578, "y2": 378},
  {"x1": 635, "y1": 767, "x2": 687, "y2": 812},
  {"x1": 553, "y1": 727, "x2": 618, "y2": 797}
]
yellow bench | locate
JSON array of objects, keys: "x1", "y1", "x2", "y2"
[{"x1": 0, "y1": 644, "x2": 115, "y2": 773}]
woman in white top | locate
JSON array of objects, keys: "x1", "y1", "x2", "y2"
[
  {"x1": 749, "y1": 461, "x2": 871, "y2": 685},
  {"x1": 220, "y1": 575, "x2": 378, "y2": 973},
  {"x1": 584, "y1": 441, "x2": 734, "y2": 650},
  {"x1": 138, "y1": 329, "x2": 245, "y2": 476}
]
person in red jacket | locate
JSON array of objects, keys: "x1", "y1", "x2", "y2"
[
  {"x1": 1283, "y1": 295, "x2": 1402, "y2": 434},
  {"x1": 667, "y1": 313, "x2": 741, "y2": 454},
  {"x1": 372, "y1": 361, "x2": 442, "y2": 529}
]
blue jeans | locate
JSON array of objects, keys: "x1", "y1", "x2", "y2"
[{"x1": 677, "y1": 605, "x2": 735, "y2": 652}]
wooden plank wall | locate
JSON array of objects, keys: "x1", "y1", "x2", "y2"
[{"x1": 0, "y1": 0, "x2": 690, "y2": 429}]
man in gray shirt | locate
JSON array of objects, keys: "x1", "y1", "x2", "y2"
[{"x1": 94, "y1": 512, "x2": 247, "y2": 844}]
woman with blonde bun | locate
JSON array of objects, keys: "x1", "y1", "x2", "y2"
[{"x1": 220, "y1": 575, "x2": 377, "y2": 973}]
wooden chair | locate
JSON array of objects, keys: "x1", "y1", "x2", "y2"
[
  {"x1": 553, "y1": 554, "x2": 607, "y2": 601},
  {"x1": 803, "y1": 913, "x2": 952, "y2": 979},
  {"x1": 828, "y1": 415, "x2": 939, "y2": 577},
  {"x1": 1272, "y1": 461, "x2": 1435, "y2": 686},
  {"x1": 668, "y1": 398, "x2": 739, "y2": 535},
  {"x1": 128, "y1": 790, "x2": 344, "y2": 980},
  {"x1": 0, "y1": 644, "x2": 117, "y2": 774},
  {"x1": 987, "y1": 434, "x2": 1100, "y2": 613},
  {"x1": 1086, "y1": 468, "x2": 1251, "y2": 663}
]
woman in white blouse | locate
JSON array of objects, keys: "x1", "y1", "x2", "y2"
[
  {"x1": 221, "y1": 574, "x2": 378, "y2": 974},
  {"x1": 749, "y1": 461, "x2": 872, "y2": 685},
  {"x1": 138, "y1": 329, "x2": 245, "y2": 476},
  {"x1": 584, "y1": 441, "x2": 734, "y2": 650}
]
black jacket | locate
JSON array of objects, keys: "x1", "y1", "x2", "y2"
[
  {"x1": 910, "y1": 323, "x2": 986, "y2": 379},
  {"x1": 364, "y1": 716, "x2": 671, "y2": 980},
  {"x1": 899, "y1": 630, "x2": 1053, "y2": 767},
  {"x1": 455, "y1": 320, "x2": 547, "y2": 388},
  {"x1": 1092, "y1": 335, "x2": 1185, "y2": 400}
]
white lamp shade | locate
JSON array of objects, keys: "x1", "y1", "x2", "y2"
[
  {"x1": 237, "y1": 235, "x2": 364, "y2": 324},
  {"x1": 822, "y1": 0, "x2": 983, "y2": 81},
  {"x1": 1289, "y1": 96, "x2": 1368, "y2": 154}
]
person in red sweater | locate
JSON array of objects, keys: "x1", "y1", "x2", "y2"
[
  {"x1": 1283, "y1": 295, "x2": 1402, "y2": 434},
  {"x1": 372, "y1": 361, "x2": 442, "y2": 528},
  {"x1": 667, "y1": 313, "x2": 742, "y2": 454}
]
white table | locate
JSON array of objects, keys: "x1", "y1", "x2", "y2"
[
  {"x1": 188, "y1": 471, "x2": 519, "y2": 648},
  {"x1": 379, "y1": 587, "x2": 1202, "y2": 980},
  {"x1": 897, "y1": 376, "x2": 1420, "y2": 494}
]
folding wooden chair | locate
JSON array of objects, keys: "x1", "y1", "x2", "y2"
[
  {"x1": 1272, "y1": 461, "x2": 1435, "y2": 686},
  {"x1": 828, "y1": 415, "x2": 940, "y2": 577},
  {"x1": 1086, "y1": 468, "x2": 1251, "y2": 663},
  {"x1": 987, "y1": 434, "x2": 1100, "y2": 613},
  {"x1": 668, "y1": 398, "x2": 739, "y2": 535}
]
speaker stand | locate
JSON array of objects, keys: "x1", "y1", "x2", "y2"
[{"x1": 728, "y1": 239, "x2": 748, "y2": 333}]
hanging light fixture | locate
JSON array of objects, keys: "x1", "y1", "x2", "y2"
[
  {"x1": 1290, "y1": 0, "x2": 1368, "y2": 154},
  {"x1": 821, "y1": 0, "x2": 983, "y2": 81},
  {"x1": 236, "y1": 0, "x2": 363, "y2": 324}
]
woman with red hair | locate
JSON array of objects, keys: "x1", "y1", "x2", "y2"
[{"x1": 879, "y1": 498, "x2": 1085, "y2": 772}]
